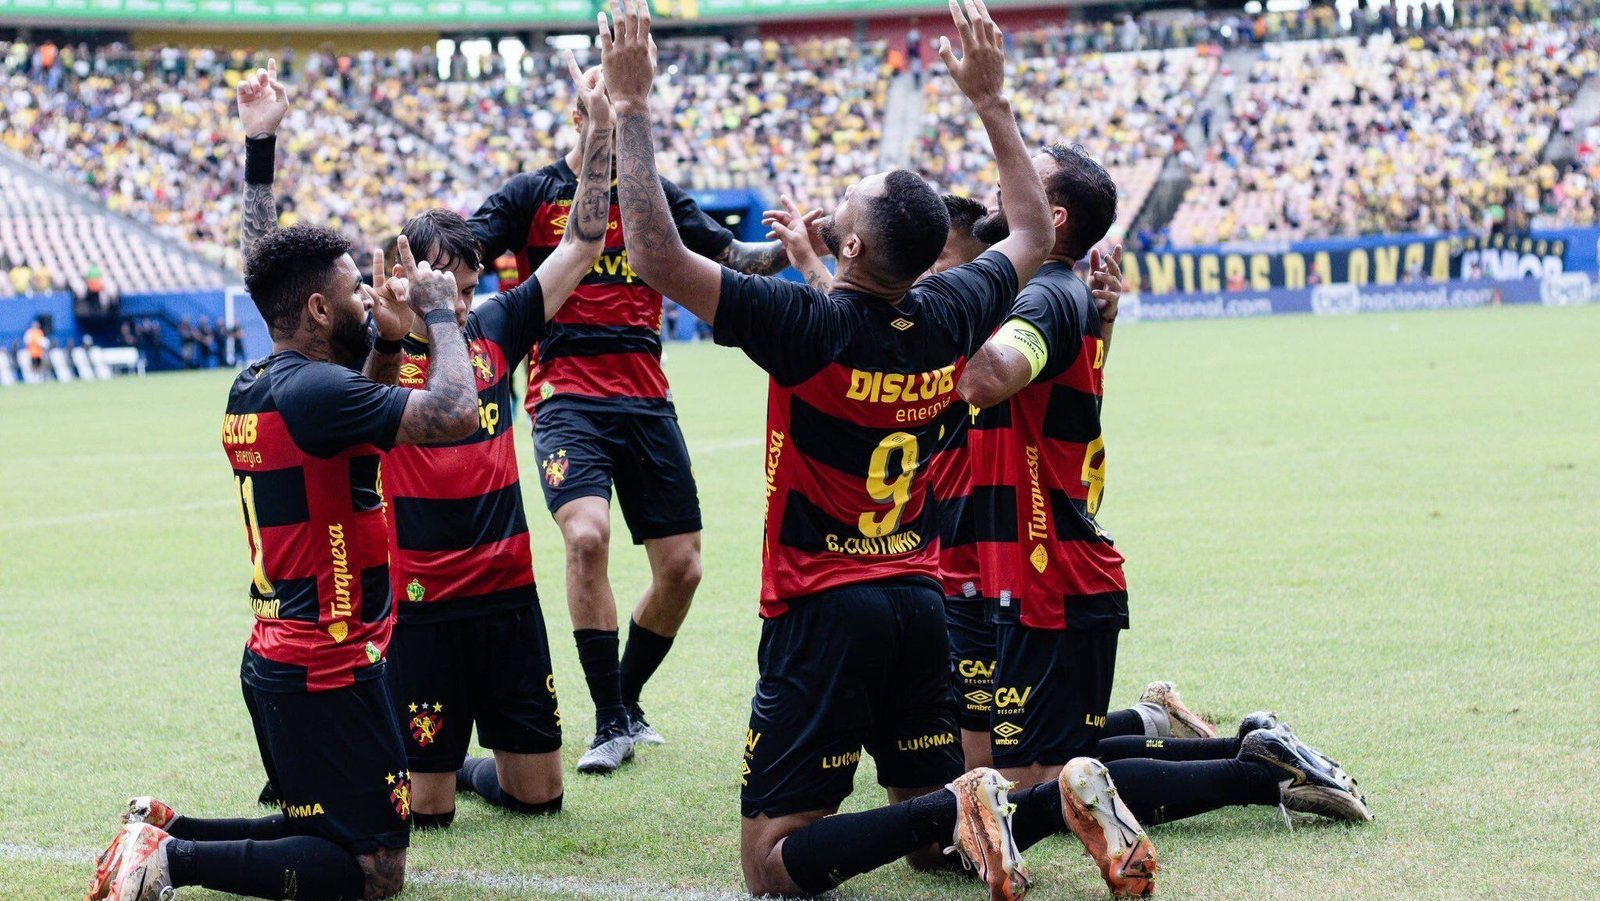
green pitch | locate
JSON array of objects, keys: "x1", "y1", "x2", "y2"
[{"x1": 2, "y1": 304, "x2": 1597, "y2": 899}]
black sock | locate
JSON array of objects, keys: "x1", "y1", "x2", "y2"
[
  {"x1": 1097, "y1": 736, "x2": 1239, "y2": 762},
  {"x1": 412, "y1": 810, "x2": 455, "y2": 830},
  {"x1": 573, "y1": 628, "x2": 626, "y2": 727},
  {"x1": 166, "y1": 836, "x2": 366, "y2": 899},
  {"x1": 779, "y1": 791, "x2": 957, "y2": 894},
  {"x1": 1010, "y1": 781, "x2": 1066, "y2": 852},
  {"x1": 619, "y1": 619, "x2": 675, "y2": 706},
  {"x1": 1105, "y1": 757, "x2": 1282, "y2": 825},
  {"x1": 1104, "y1": 707, "x2": 1149, "y2": 737},
  {"x1": 458, "y1": 756, "x2": 563, "y2": 815},
  {"x1": 167, "y1": 814, "x2": 293, "y2": 842}
]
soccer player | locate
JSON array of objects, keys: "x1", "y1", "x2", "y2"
[
  {"x1": 930, "y1": 197, "x2": 1227, "y2": 772},
  {"x1": 603, "y1": 1, "x2": 1172, "y2": 895},
  {"x1": 370, "y1": 57, "x2": 614, "y2": 827},
  {"x1": 956, "y1": 143, "x2": 1372, "y2": 895},
  {"x1": 86, "y1": 66, "x2": 483, "y2": 901},
  {"x1": 469, "y1": 64, "x2": 793, "y2": 776}
]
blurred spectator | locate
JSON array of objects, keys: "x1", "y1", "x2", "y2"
[{"x1": 23, "y1": 319, "x2": 48, "y2": 380}]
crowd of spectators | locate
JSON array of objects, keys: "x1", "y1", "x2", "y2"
[
  {"x1": 1167, "y1": 21, "x2": 1600, "y2": 246},
  {"x1": 2, "y1": 0, "x2": 1600, "y2": 289}
]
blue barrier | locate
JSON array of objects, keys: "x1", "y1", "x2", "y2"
[
  {"x1": 1123, "y1": 275, "x2": 1595, "y2": 323},
  {"x1": 0, "y1": 292, "x2": 76, "y2": 347}
]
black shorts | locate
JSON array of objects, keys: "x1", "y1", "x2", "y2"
[
  {"x1": 741, "y1": 579, "x2": 963, "y2": 819},
  {"x1": 242, "y1": 670, "x2": 410, "y2": 854},
  {"x1": 532, "y1": 403, "x2": 701, "y2": 543},
  {"x1": 989, "y1": 621, "x2": 1120, "y2": 769},
  {"x1": 945, "y1": 596, "x2": 996, "y2": 733},
  {"x1": 385, "y1": 603, "x2": 562, "y2": 772}
]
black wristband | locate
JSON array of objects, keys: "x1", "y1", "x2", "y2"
[
  {"x1": 245, "y1": 135, "x2": 276, "y2": 185},
  {"x1": 424, "y1": 309, "x2": 456, "y2": 329},
  {"x1": 373, "y1": 336, "x2": 404, "y2": 354}
]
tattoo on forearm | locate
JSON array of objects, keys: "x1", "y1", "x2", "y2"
[
  {"x1": 363, "y1": 349, "x2": 401, "y2": 386},
  {"x1": 567, "y1": 127, "x2": 613, "y2": 245},
  {"x1": 720, "y1": 241, "x2": 790, "y2": 276},
  {"x1": 358, "y1": 848, "x2": 405, "y2": 900},
  {"x1": 241, "y1": 182, "x2": 279, "y2": 258},
  {"x1": 398, "y1": 322, "x2": 476, "y2": 444},
  {"x1": 615, "y1": 111, "x2": 677, "y2": 254}
]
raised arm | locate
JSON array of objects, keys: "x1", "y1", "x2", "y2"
[
  {"x1": 763, "y1": 195, "x2": 833, "y2": 292},
  {"x1": 236, "y1": 57, "x2": 289, "y2": 260},
  {"x1": 716, "y1": 239, "x2": 791, "y2": 276},
  {"x1": 602, "y1": 0, "x2": 726, "y2": 324},
  {"x1": 533, "y1": 53, "x2": 615, "y2": 321},
  {"x1": 939, "y1": 0, "x2": 1052, "y2": 282},
  {"x1": 393, "y1": 236, "x2": 481, "y2": 444}
]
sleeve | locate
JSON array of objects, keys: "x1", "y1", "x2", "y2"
[
  {"x1": 663, "y1": 178, "x2": 736, "y2": 260},
  {"x1": 917, "y1": 250, "x2": 1020, "y2": 356},
  {"x1": 1007, "y1": 278, "x2": 1082, "y2": 383},
  {"x1": 469, "y1": 173, "x2": 541, "y2": 261},
  {"x1": 277, "y1": 363, "x2": 413, "y2": 458},
  {"x1": 712, "y1": 269, "x2": 841, "y2": 386},
  {"x1": 466, "y1": 275, "x2": 548, "y2": 366}
]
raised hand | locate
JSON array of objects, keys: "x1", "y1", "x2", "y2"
[
  {"x1": 762, "y1": 195, "x2": 828, "y2": 261},
  {"x1": 1089, "y1": 243, "x2": 1124, "y2": 323},
  {"x1": 395, "y1": 235, "x2": 457, "y2": 317},
  {"x1": 938, "y1": 0, "x2": 1007, "y2": 106},
  {"x1": 236, "y1": 57, "x2": 288, "y2": 138},
  {"x1": 360, "y1": 248, "x2": 410, "y2": 341},
  {"x1": 599, "y1": 0, "x2": 658, "y2": 109},
  {"x1": 567, "y1": 51, "x2": 612, "y2": 130}
]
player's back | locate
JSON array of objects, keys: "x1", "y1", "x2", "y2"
[
  {"x1": 222, "y1": 352, "x2": 409, "y2": 693},
  {"x1": 713, "y1": 252, "x2": 1019, "y2": 614},
  {"x1": 974, "y1": 261, "x2": 1127, "y2": 631}
]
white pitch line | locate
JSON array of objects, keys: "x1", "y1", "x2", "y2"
[{"x1": 0, "y1": 842, "x2": 747, "y2": 900}]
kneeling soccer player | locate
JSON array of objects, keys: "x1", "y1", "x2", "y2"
[
  {"x1": 957, "y1": 142, "x2": 1372, "y2": 897},
  {"x1": 87, "y1": 125, "x2": 486, "y2": 901},
  {"x1": 600, "y1": 0, "x2": 1197, "y2": 896}
]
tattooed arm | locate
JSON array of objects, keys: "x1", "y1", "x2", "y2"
[
  {"x1": 531, "y1": 53, "x2": 614, "y2": 323},
  {"x1": 715, "y1": 240, "x2": 791, "y2": 276},
  {"x1": 393, "y1": 236, "x2": 480, "y2": 445},
  {"x1": 236, "y1": 57, "x2": 289, "y2": 260},
  {"x1": 601, "y1": 0, "x2": 727, "y2": 324}
]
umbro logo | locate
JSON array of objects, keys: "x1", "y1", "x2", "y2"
[
  {"x1": 992, "y1": 721, "x2": 1024, "y2": 740},
  {"x1": 890, "y1": 318, "x2": 914, "y2": 331},
  {"x1": 964, "y1": 690, "x2": 993, "y2": 707}
]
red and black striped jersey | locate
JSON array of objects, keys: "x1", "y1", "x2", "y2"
[
  {"x1": 931, "y1": 400, "x2": 1010, "y2": 600},
  {"x1": 384, "y1": 279, "x2": 547, "y2": 624},
  {"x1": 973, "y1": 261, "x2": 1128, "y2": 631},
  {"x1": 222, "y1": 352, "x2": 411, "y2": 693},
  {"x1": 470, "y1": 161, "x2": 734, "y2": 418},
  {"x1": 714, "y1": 252, "x2": 1018, "y2": 616}
]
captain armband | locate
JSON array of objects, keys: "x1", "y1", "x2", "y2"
[{"x1": 990, "y1": 318, "x2": 1049, "y2": 381}]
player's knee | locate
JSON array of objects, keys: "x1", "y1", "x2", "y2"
[
  {"x1": 563, "y1": 520, "x2": 610, "y2": 567},
  {"x1": 659, "y1": 549, "x2": 702, "y2": 595},
  {"x1": 358, "y1": 848, "x2": 405, "y2": 900}
]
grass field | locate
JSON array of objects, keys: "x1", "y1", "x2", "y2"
[{"x1": 2, "y1": 304, "x2": 1598, "y2": 900}]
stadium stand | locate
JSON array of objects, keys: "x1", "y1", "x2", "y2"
[
  {"x1": 1166, "y1": 22, "x2": 1600, "y2": 245},
  {"x1": 912, "y1": 44, "x2": 1219, "y2": 240}
]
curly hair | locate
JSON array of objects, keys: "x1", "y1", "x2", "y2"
[{"x1": 243, "y1": 224, "x2": 353, "y2": 338}]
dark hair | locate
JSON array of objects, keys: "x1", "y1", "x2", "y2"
[
  {"x1": 942, "y1": 194, "x2": 988, "y2": 240},
  {"x1": 1040, "y1": 143, "x2": 1118, "y2": 260},
  {"x1": 243, "y1": 224, "x2": 353, "y2": 338},
  {"x1": 402, "y1": 208, "x2": 483, "y2": 274},
  {"x1": 865, "y1": 170, "x2": 950, "y2": 282}
]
